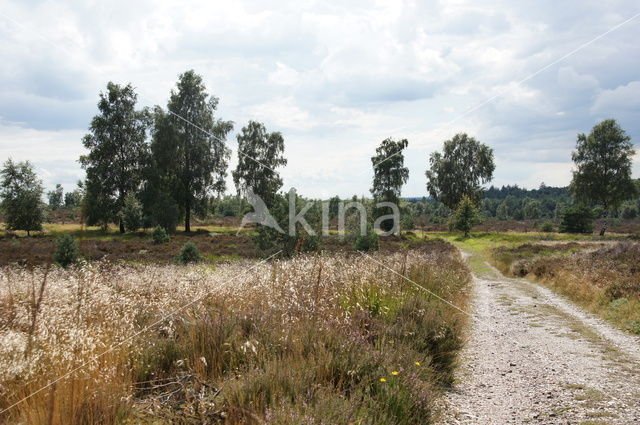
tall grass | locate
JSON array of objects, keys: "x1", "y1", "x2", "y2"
[
  {"x1": 0, "y1": 240, "x2": 470, "y2": 424},
  {"x1": 492, "y1": 241, "x2": 640, "y2": 334}
]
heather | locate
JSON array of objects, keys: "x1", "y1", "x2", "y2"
[
  {"x1": 0, "y1": 240, "x2": 470, "y2": 424},
  {"x1": 492, "y1": 241, "x2": 640, "y2": 334}
]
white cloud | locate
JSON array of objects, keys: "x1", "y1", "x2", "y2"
[
  {"x1": 243, "y1": 97, "x2": 315, "y2": 131},
  {"x1": 0, "y1": 0, "x2": 639, "y2": 196},
  {"x1": 591, "y1": 81, "x2": 640, "y2": 115},
  {"x1": 0, "y1": 122, "x2": 85, "y2": 190},
  {"x1": 268, "y1": 62, "x2": 301, "y2": 86}
]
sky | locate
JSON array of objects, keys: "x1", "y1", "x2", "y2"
[{"x1": 0, "y1": 0, "x2": 639, "y2": 199}]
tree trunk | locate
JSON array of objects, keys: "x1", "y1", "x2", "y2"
[
  {"x1": 185, "y1": 200, "x2": 191, "y2": 233},
  {"x1": 119, "y1": 218, "x2": 125, "y2": 234},
  {"x1": 600, "y1": 205, "x2": 608, "y2": 236},
  {"x1": 599, "y1": 220, "x2": 607, "y2": 236}
]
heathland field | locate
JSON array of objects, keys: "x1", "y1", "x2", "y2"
[
  {"x1": 0, "y1": 239, "x2": 471, "y2": 425},
  {"x1": 2, "y1": 225, "x2": 640, "y2": 424},
  {"x1": 3, "y1": 2, "x2": 640, "y2": 423}
]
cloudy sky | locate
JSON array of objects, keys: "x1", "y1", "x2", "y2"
[{"x1": 1, "y1": 0, "x2": 639, "y2": 198}]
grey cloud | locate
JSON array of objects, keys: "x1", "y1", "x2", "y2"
[
  {"x1": 0, "y1": 93, "x2": 94, "y2": 131},
  {"x1": 0, "y1": 0, "x2": 639, "y2": 198}
]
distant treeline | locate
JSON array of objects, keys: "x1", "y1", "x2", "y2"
[{"x1": 402, "y1": 182, "x2": 640, "y2": 221}]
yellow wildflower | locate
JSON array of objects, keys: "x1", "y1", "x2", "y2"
[
  {"x1": 415, "y1": 361, "x2": 421, "y2": 366},
  {"x1": 379, "y1": 378, "x2": 387, "y2": 383},
  {"x1": 391, "y1": 371, "x2": 400, "y2": 376}
]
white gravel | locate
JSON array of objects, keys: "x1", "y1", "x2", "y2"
[{"x1": 438, "y1": 258, "x2": 640, "y2": 425}]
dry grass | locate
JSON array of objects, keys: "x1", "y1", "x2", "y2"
[
  {"x1": 416, "y1": 218, "x2": 640, "y2": 234},
  {"x1": 493, "y1": 242, "x2": 640, "y2": 334},
  {"x1": 0, "y1": 239, "x2": 470, "y2": 424}
]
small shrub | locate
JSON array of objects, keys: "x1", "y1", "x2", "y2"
[
  {"x1": 450, "y1": 195, "x2": 481, "y2": 237},
  {"x1": 54, "y1": 234, "x2": 80, "y2": 268},
  {"x1": 609, "y1": 297, "x2": 629, "y2": 309},
  {"x1": 300, "y1": 234, "x2": 321, "y2": 253},
  {"x1": 605, "y1": 281, "x2": 637, "y2": 300},
  {"x1": 152, "y1": 226, "x2": 170, "y2": 244},
  {"x1": 539, "y1": 222, "x2": 555, "y2": 232},
  {"x1": 121, "y1": 193, "x2": 143, "y2": 232},
  {"x1": 176, "y1": 242, "x2": 201, "y2": 264},
  {"x1": 559, "y1": 205, "x2": 593, "y2": 234},
  {"x1": 354, "y1": 230, "x2": 379, "y2": 252},
  {"x1": 400, "y1": 213, "x2": 415, "y2": 231},
  {"x1": 252, "y1": 193, "x2": 323, "y2": 258},
  {"x1": 509, "y1": 259, "x2": 530, "y2": 277}
]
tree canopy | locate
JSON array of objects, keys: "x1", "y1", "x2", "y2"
[
  {"x1": 232, "y1": 120, "x2": 287, "y2": 208},
  {"x1": 47, "y1": 184, "x2": 63, "y2": 210},
  {"x1": 80, "y1": 82, "x2": 150, "y2": 232},
  {"x1": 426, "y1": 133, "x2": 495, "y2": 209},
  {"x1": 370, "y1": 138, "x2": 409, "y2": 232},
  {"x1": 152, "y1": 70, "x2": 233, "y2": 232},
  {"x1": 0, "y1": 159, "x2": 46, "y2": 235},
  {"x1": 570, "y1": 119, "x2": 637, "y2": 213}
]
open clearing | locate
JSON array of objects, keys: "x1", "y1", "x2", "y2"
[{"x1": 440, "y1": 253, "x2": 640, "y2": 424}]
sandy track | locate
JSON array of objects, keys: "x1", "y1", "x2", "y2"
[{"x1": 438, "y1": 259, "x2": 640, "y2": 424}]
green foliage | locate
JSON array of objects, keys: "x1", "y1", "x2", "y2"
[
  {"x1": 213, "y1": 195, "x2": 248, "y2": 217},
  {"x1": 570, "y1": 119, "x2": 637, "y2": 214},
  {"x1": 80, "y1": 82, "x2": 150, "y2": 233},
  {"x1": 539, "y1": 222, "x2": 555, "y2": 232},
  {"x1": 54, "y1": 234, "x2": 80, "y2": 268},
  {"x1": 149, "y1": 192, "x2": 180, "y2": 233},
  {"x1": 477, "y1": 184, "x2": 573, "y2": 220},
  {"x1": 400, "y1": 211, "x2": 415, "y2": 231},
  {"x1": 522, "y1": 199, "x2": 542, "y2": 219},
  {"x1": 176, "y1": 241, "x2": 201, "y2": 264},
  {"x1": 370, "y1": 138, "x2": 409, "y2": 232},
  {"x1": 592, "y1": 205, "x2": 606, "y2": 218},
  {"x1": 151, "y1": 226, "x2": 170, "y2": 244},
  {"x1": 559, "y1": 205, "x2": 594, "y2": 234},
  {"x1": 328, "y1": 195, "x2": 341, "y2": 219},
  {"x1": 450, "y1": 195, "x2": 481, "y2": 237},
  {"x1": 354, "y1": 229, "x2": 379, "y2": 252},
  {"x1": 47, "y1": 184, "x2": 64, "y2": 210},
  {"x1": 621, "y1": 203, "x2": 637, "y2": 219},
  {"x1": 232, "y1": 121, "x2": 287, "y2": 208},
  {"x1": 121, "y1": 193, "x2": 143, "y2": 232},
  {"x1": 152, "y1": 70, "x2": 233, "y2": 232},
  {"x1": 496, "y1": 201, "x2": 509, "y2": 220},
  {"x1": 253, "y1": 191, "x2": 322, "y2": 258},
  {"x1": 64, "y1": 182, "x2": 84, "y2": 208},
  {"x1": 81, "y1": 176, "x2": 115, "y2": 231},
  {"x1": 426, "y1": 133, "x2": 495, "y2": 209},
  {"x1": 0, "y1": 159, "x2": 46, "y2": 235}
]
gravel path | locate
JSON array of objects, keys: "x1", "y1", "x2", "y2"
[{"x1": 438, "y1": 258, "x2": 640, "y2": 425}]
